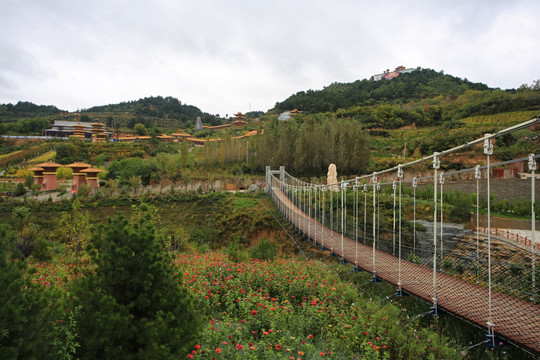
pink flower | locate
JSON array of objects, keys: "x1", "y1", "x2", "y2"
[{"x1": 236, "y1": 344, "x2": 243, "y2": 350}]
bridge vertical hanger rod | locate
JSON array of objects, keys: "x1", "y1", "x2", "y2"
[
  {"x1": 330, "y1": 187, "x2": 333, "y2": 233},
  {"x1": 432, "y1": 152, "x2": 440, "y2": 315},
  {"x1": 308, "y1": 185, "x2": 312, "y2": 240},
  {"x1": 303, "y1": 185, "x2": 306, "y2": 236},
  {"x1": 529, "y1": 154, "x2": 536, "y2": 303},
  {"x1": 337, "y1": 183, "x2": 340, "y2": 234},
  {"x1": 393, "y1": 180, "x2": 397, "y2": 255},
  {"x1": 439, "y1": 172, "x2": 445, "y2": 270},
  {"x1": 377, "y1": 182, "x2": 381, "y2": 249},
  {"x1": 298, "y1": 184, "x2": 301, "y2": 232},
  {"x1": 363, "y1": 184, "x2": 367, "y2": 245},
  {"x1": 341, "y1": 182, "x2": 345, "y2": 263},
  {"x1": 322, "y1": 186, "x2": 325, "y2": 250},
  {"x1": 312, "y1": 185, "x2": 315, "y2": 241},
  {"x1": 484, "y1": 134, "x2": 496, "y2": 346},
  {"x1": 355, "y1": 180, "x2": 359, "y2": 271},
  {"x1": 330, "y1": 187, "x2": 334, "y2": 255},
  {"x1": 474, "y1": 165, "x2": 481, "y2": 284},
  {"x1": 397, "y1": 165, "x2": 403, "y2": 295},
  {"x1": 371, "y1": 174, "x2": 378, "y2": 282},
  {"x1": 314, "y1": 185, "x2": 318, "y2": 245},
  {"x1": 412, "y1": 177, "x2": 417, "y2": 253}
]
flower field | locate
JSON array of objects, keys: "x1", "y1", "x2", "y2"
[
  {"x1": 176, "y1": 252, "x2": 461, "y2": 359},
  {"x1": 24, "y1": 251, "x2": 463, "y2": 359}
]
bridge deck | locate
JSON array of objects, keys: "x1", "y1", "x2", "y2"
[{"x1": 274, "y1": 188, "x2": 540, "y2": 353}]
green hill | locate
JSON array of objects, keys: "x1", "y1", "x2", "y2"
[
  {"x1": 272, "y1": 68, "x2": 540, "y2": 129},
  {"x1": 82, "y1": 95, "x2": 221, "y2": 128}
]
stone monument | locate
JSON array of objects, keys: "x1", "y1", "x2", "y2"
[{"x1": 327, "y1": 163, "x2": 338, "y2": 191}]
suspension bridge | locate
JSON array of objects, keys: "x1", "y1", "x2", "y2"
[{"x1": 265, "y1": 117, "x2": 540, "y2": 353}]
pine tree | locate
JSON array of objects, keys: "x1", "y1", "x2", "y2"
[
  {"x1": 0, "y1": 224, "x2": 55, "y2": 359},
  {"x1": 74, "y1": 203, "x2": 202, "y2": 359}
]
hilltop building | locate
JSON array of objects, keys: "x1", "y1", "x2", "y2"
[
  {"x1": 278, "y1": 108, "x2": 302, "y2": 121},
  {"x1": 372, "y1": 66, "x2": 418, "y2": 81}
]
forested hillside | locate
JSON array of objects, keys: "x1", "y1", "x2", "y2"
[
  {"x1": 83, "y1": 95, "x2": 220, "y2": 126},
  {"x1": 273, "y1": 68, "x2": 540, "y2": 129}
]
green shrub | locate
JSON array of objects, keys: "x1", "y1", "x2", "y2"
[
  {"x1": 249, "y1": 237, "x2": 276, "y2": 260},
  {"x1": 33, "y1": 238, "x2": 52, "y2": 261},
  {"x1": 14, "y1": 183, "x2": 27, "y2": 197}
]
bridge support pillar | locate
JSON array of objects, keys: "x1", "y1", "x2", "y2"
[{"x1": 265, "y1": 166, "x2": 271, "y2": 194}]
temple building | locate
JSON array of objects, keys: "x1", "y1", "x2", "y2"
[
  {"x1": 71, "y1": 123, "x2": 87, "y2": 139},
  {"x1": 81, "y1": 167, "x2": 104, "y2": 191},
  {"x1": 43, "y1": 120, "x2": 110, "y2": 140},
  {"x1": 171, "y1": 131, "x2": 191, "y2": 141},
  {"x1": 157, "y1": 134, "x2": 175, "y2": 142},
  {"x1": 36, "y1": 162, "x2": 62, "y2": 191},
  {"x1": 29, "y1": 166, "x2": 44, "y2": 187},
  {"x1": 91, "y1": 122, "x2": 107, "y2": 142},
  {"x1": 67, "y1": 162, "x2": 92, "y2": 193},
  {"x1": 31, "y1": 161, "x2": 103, "y2": 193}
]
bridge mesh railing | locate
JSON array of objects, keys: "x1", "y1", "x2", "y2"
[{"x1": 265, "y1": 116, "x2": 540, "y2": 352}]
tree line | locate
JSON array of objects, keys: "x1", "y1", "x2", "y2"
[{"x1": 248, "y1": 115, "x2": 371, "y2": 176}]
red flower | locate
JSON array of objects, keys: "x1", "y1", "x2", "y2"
[
  {"x1": 320, "y1": 352, "x2": 326, "y2": 356},
  {"x1": 187, "y1": 355, "x2": 194, "y2": 359},
  {"x1": 215, "y1": 348, "x2": 222, "y2": 353},
  {"x1": 195, "y1": 345, "x2": 201, "y2": 350},
  {"x1": 275, "y1": 344, "x2": 282, "y2": 350},
  {"x1": 236, "y1": 344, "x2": 243, "y2": 350},
  {"x1": 251, "y1": 310, "x2": 257, "y2": 316}
]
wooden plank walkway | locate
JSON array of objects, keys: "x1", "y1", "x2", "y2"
[{"x1": 273, "y1": 188, "x2": 540, "y2": 353}]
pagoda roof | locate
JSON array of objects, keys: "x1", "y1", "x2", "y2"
[
  {"x1": 81, "y1": 167, "x2": 104, "y2": 173},
  {"x1": 37, "y1": 161, "x2": 62, "y2": 168},
  {"x1": 234, "y1": 112, "x2": 245, "y2": 116},
  {"x1": 157, "y1": 134, "x2": 174, "y2": 139},
  {"x1": 67, "y1": 162, "x2": 92, "y2": 169},
  {"x1": 91, "y1": 122, "x2": 105, "y2": 126},
  {"x1": 29, "y1": 166, "x2": 44, "y2": 172}
]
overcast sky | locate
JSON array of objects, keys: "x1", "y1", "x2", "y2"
[{"x1": 1, "y1": 0, "x2": 539, "y2": 116}]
